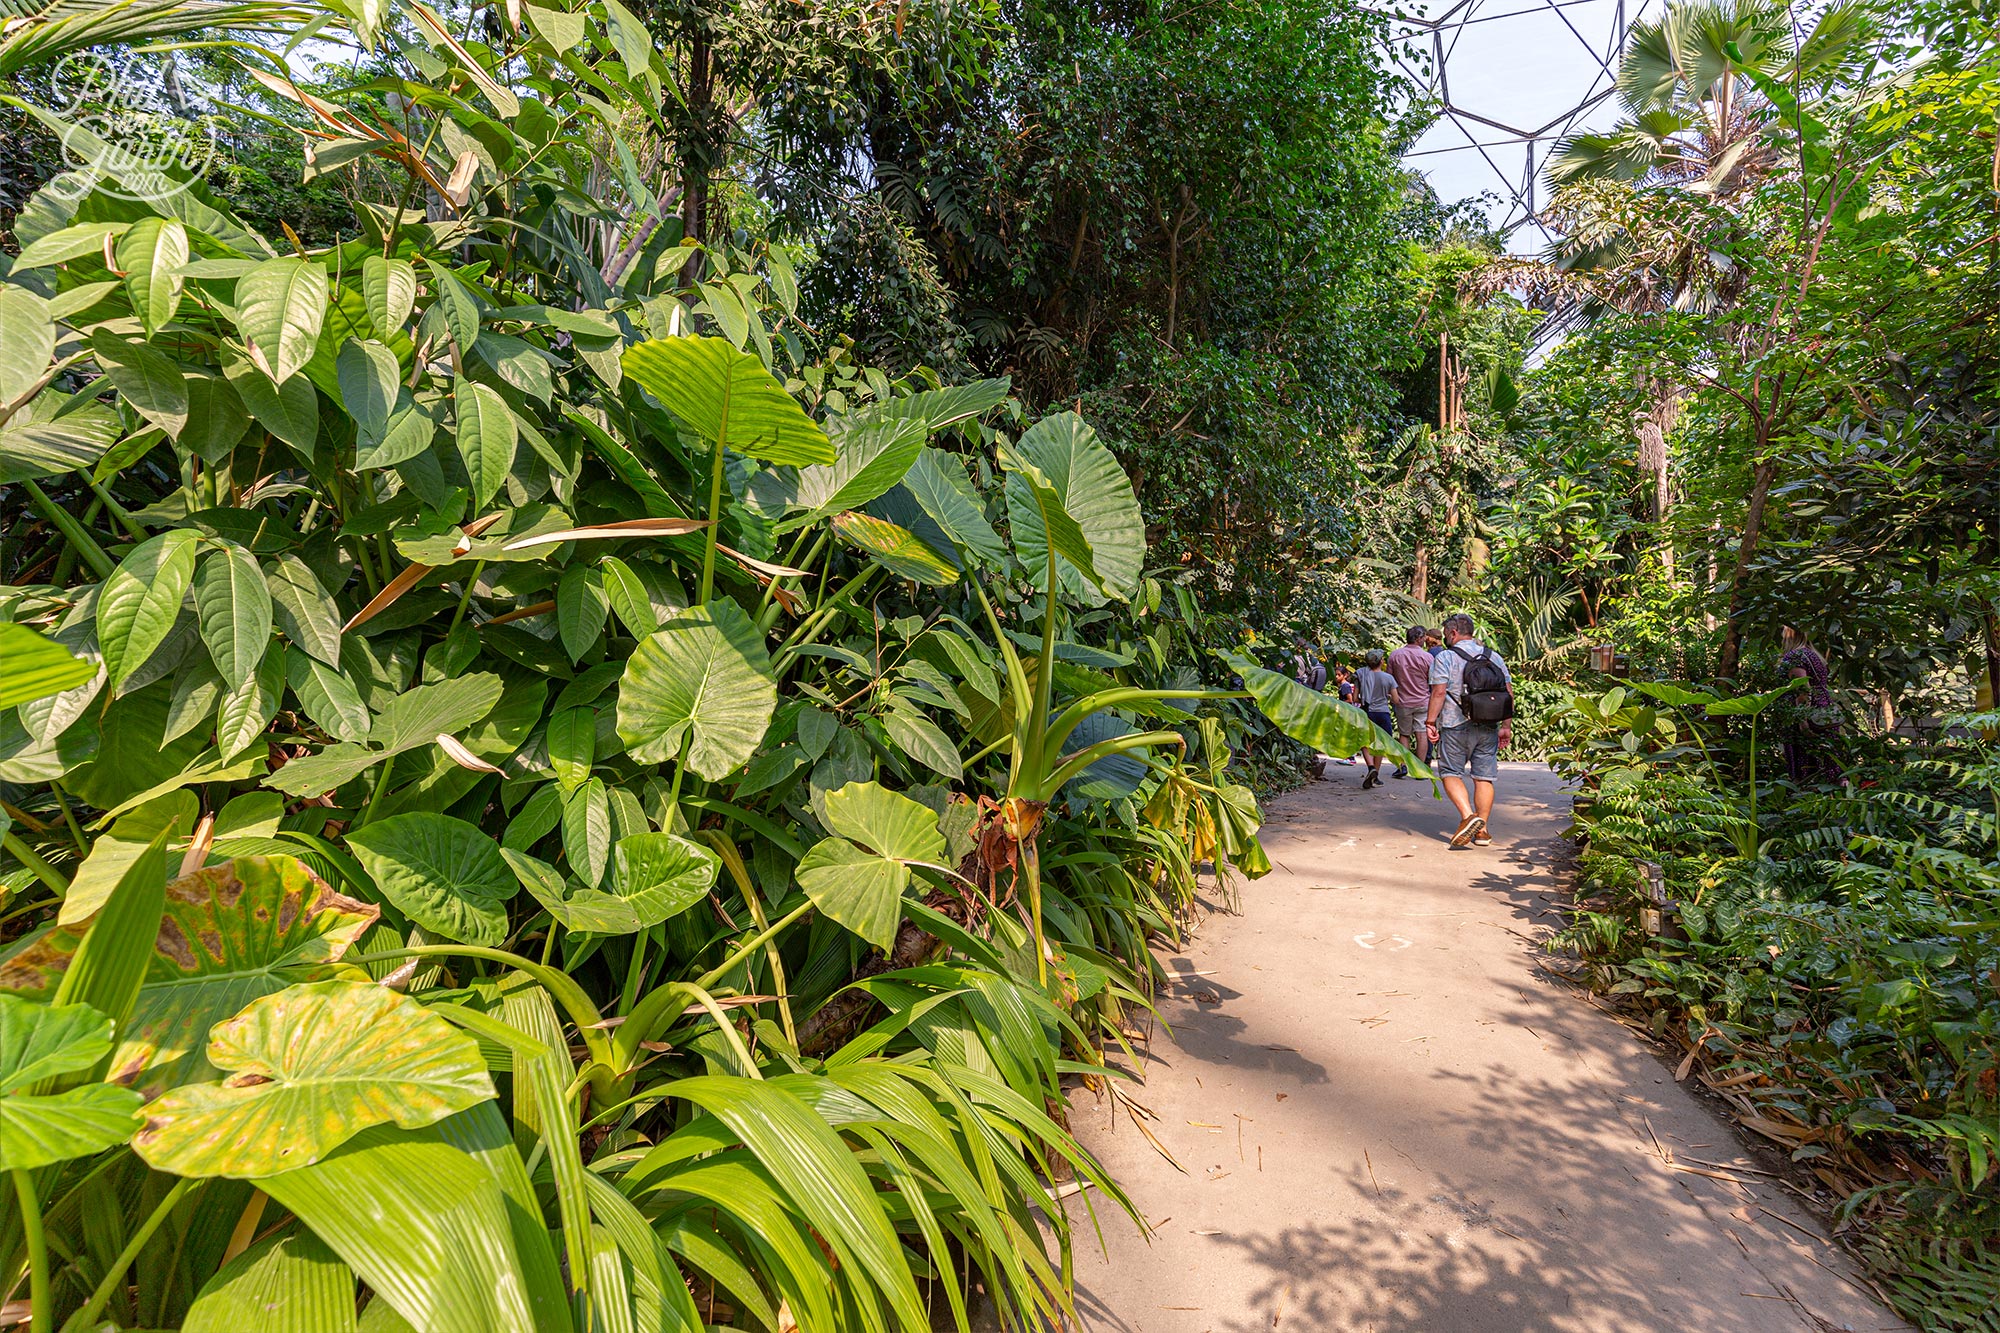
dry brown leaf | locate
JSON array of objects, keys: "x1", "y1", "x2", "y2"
[
  {"x1": 442, "y1": 150, "x2": 480, "y2": 207},
  {"x1": 500, "y1": 517, "x2": 710, "y2": 551},
  {"x1": 435, "y1": 734, "x2": 501, "y2": 773}
]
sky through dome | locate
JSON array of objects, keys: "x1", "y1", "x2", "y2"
[{"x1": 1386, "y1": 0, "x2": 1667, "y2": 251}]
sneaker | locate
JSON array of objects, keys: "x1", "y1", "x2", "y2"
[
  {"x1": 1472, "y1": 825, "x2": 1492, "y2": 846},
  {"x1": 1449, "y1": 815, "x2": 1485, "y2": 849},
  {"x1": 1362, "y1": 771, "x2": 1380, "y2": 790},
  {"x1": 1391, "y1": 767, "x2": 1409, "y2": 779}
]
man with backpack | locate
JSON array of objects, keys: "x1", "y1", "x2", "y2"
[{"x1": 1424, "y1": 613, "x2": 1514, "y2": 849}]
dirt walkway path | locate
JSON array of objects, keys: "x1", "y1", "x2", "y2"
[{"x1": 1063, "y1": 762, "x2": 1907, "y2": 1333}]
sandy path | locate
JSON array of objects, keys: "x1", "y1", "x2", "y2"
[{"x1": 1060, "y1": 762, "x2": 1906, "y2": 1333}]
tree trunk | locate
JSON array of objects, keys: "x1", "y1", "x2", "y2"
[
  {"x1": 1412, "y1": 542, "x2": 1429, "y2": 606},
  {"x1": 681, "y1": 24, "x2": 712, "y2": 246},
  {"x1": 1716, "y1": 452, "x2": 1778, "y2": 681},
  {"x1": 1983, "y1": 602, "x2": 2000, "y2": 712}
]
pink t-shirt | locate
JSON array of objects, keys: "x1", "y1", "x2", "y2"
[{"x1": 1386, "y1": 645, "x2": 1434, "y2": 706}]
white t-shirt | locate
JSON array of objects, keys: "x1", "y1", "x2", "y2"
[{"x1": 1428, "y1": 638, "x2": 1510, "y2": 729}]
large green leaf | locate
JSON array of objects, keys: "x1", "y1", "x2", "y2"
[
  {"x1": 0, "y1": 994, "x2": 144, "y2": 1170},
  {"x1": 346, "y1": 813, "x2": 515, "y2": 946},
  {"x1": 1705, "y1": 678, "x2": 1806, "y2": 716},
  {"x1": 184, "y1": 1230, "x2": 357, "y2": 1333},
  {"x1": 831, "y1": 511, "x2": 959, "y2": 586},
  {"x1": 796, "y1": 781, "x2": 944, "y2": 951},
  {"x1": 903, "y1": 448, "x2": 1007, "y2": 568},
  {"x1": 789, "y1": 415, "x2": 929, "y2": 524},
  {"x1": 504, "y1": 835, "x2": 717, "y2": 936},
  {"x1": 870, "y1": 378, "x2": 1012, "y2": 431},
  {"x1": 98, "y1": 528, "x2": 199, "y2": 687},
  {"x1": 1226, "y1": 653, "x2": 1428, "y2": 774},
  {"x1": 267, "y1": 673, "x2": 503, "y2": 796},
  {"x1": 1006, "y1": 411, "x2": 1143, "y2": 601},
  {"x1": 115, "y1": 215, "x2": 189, "y2": 334},
  {"x1": 132, "y1": 980, "x2": 494, "y2": 1177},
  {"x1": 0, "y1": 397, "x2": 121, "y2": 481},
  {"x1": 70, "y1": 855, "x2": 376, "y2": 1097},
  {"x1": 225, "y1": 348, "x2": 320, "y2": 456},
  {"x1": 1000, "y1": 441, "x2": 1102, "y2": 600},
  {"x1": 455, "y1": 376, "x2": 517, "y2": 509},
  {"x1": 216, "y1": 640, "x2": 285, "y2": 759},
  {"x1": 195, "y1": 540, "x2": 275, "y2": 691},
  {"x1": 0, "y1": 286, "x2": 55, "y2": 406},
  {"x1": 338, "y1": 338, "x2": 401, "y2": 441},
  {"x1": 0, "y1": 622, "x2": 96, "y2": 709},
  {"x1": 616, "y1": 598, "x2": 777, "y2": 779},
  {"x1": 621, "y1": 336, "x2": 833, "y2": 466},
  {"x1": 91, "y1": 328, "x2": 189, "y2": 437},
  {"x1": 257, "y1": 1126, "x2": 540, "y2": 1333},
  {"x1": 235, "y1": 256, "x2": 329, "y2": 384}
]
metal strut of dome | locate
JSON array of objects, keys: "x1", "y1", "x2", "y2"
[{"x1": 1375, "y1": 0, "x2": 1662, "y2": 249}]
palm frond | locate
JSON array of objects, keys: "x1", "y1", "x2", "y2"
[{"x1": 0, "y1": 0, "x2": 310, "y2": 78}]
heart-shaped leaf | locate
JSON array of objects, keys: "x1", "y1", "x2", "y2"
[
  {"x1": 616, "y1": 597, "x2": 777, "y2": 779},
  {"x1": 621, "y1": 336, "x2": 833, "y2": 467},
  {"x1": 1002, "y1": 412, "x2": 1142, "y2": 603},
  {"x1": 3, "y1": 856, "x2": 381, "y2": 1097},
  {"x1": 796, "y1": 782, "x2": 945, "y2": 951},
  {"x1": 789, "y1": 416, "x2": 929, "y2": 524},
  {"x1": 346, "y1": 812, "x2": 515, "y2": 946},
  {"x1": 132, "y1": 979, "x2": 494, "y2": 1178},
  {"x1": 0, "y1": 994, "x2": 144, "y2": 1170}
]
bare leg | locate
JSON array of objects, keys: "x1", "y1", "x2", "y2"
[
  {"x1": 1441, "y1": 775, "x2": 1473, "y2": 821},
  {"x1": 1473, "y1": 780, "x2": 1495, "y2": 825}
]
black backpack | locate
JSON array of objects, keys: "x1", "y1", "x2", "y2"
[{"x1": 1450, "y1": 645, "x2": 1514, "y2": 723}]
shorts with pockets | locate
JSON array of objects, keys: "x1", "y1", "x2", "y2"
[
  {"x1": 1394, "y1": 701, "x2": 1426, "y2": 745},
  {"x1": 1436, "y1": 722, "x2": 1500, "y2": 782}
]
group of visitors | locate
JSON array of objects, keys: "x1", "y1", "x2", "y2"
[{"x1": 1294, "y1": 615, "x2": 1515, "y2": 850}]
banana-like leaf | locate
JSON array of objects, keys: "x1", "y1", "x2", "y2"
[
  {"x1": 616, "y1": 597, "x2": 776, "y2": 778},
  {"x1": 0, "y1": 994, "x2": 143, "y2": 1170},
  {"x1": 183, "y1": 1230, "x2": 357, "y2": 1332},
  {"x1": 621, "y1": 335, "x2": 833, "y2": 467},
  {"x1": 0, "y1": 622, "x2": 97, "y2": 710},
  {"x1": 1226, "y1": 653, "x2": 1429, "y2": 775},
  {"x1": 133, "y1": 979, "x2": 495, "y2": 1177},
  {"x1": 796, "y1": 782, "x2": 945, "y2": 951},
  {"x1": 346, "y1": 812, "x2": 516, "y2": 946}
]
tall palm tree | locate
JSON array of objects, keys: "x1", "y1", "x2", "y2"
[{"x1": 1478, "y1": 0, "x2": 1868, "y2": 655}]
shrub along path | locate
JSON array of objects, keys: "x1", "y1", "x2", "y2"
[{"x1": 1060, "y1": 763, "x2": 1907, "y2": 1333}]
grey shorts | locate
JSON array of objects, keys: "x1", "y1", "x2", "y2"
[
  {"x1": 1436, "y1": 722, "x2": 1500, "y2": 782},
  {"x1": 1394, "y1": 701, "x2": 1426, "y2": 743}
]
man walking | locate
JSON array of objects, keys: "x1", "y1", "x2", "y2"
[
  {"x1": 1353, "y1": 649, "x2": 1398, "y2": 789},
  {"x1": 1386, "y1": 627, "x2": 1434, "y2": 778},
  {"x1": 1425, "y1": 613, "x2": 1513, "y2": 848}
]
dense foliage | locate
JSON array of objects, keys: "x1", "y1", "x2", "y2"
[{"x1": 0, "y1": 2, "x2": 1422, "y2": 1328}]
